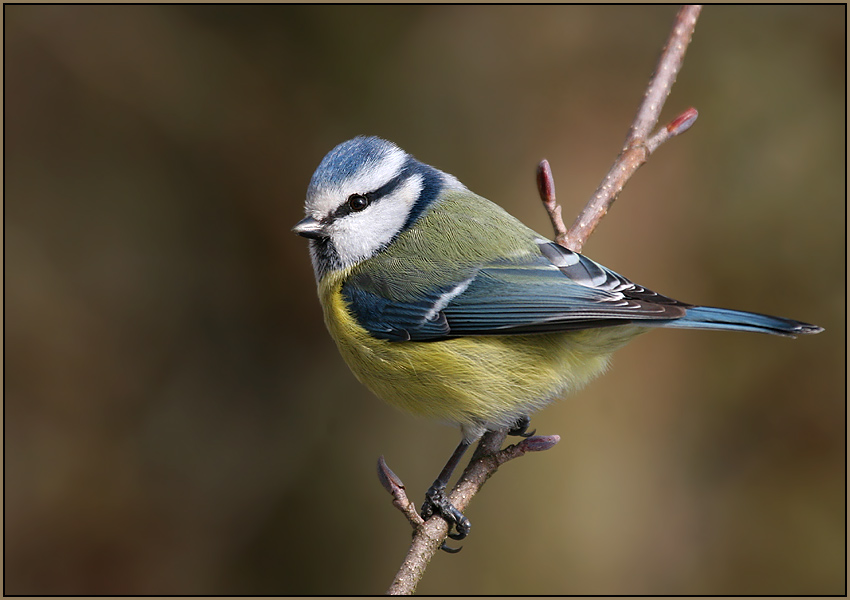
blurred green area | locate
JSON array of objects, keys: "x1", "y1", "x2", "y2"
[{"x1": 4, "y1": 5, "x2": 844, "y2": 595}]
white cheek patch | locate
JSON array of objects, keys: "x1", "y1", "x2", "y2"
[{"x1": 331, "y1": 174, "x2": 424, "y2": 268}]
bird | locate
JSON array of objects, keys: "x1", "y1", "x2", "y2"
[{"x1": 293, "y1": 135, "x2": 823, "y2": 550}]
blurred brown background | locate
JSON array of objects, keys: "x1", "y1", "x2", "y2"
[{"x1": 4, "y1": 5, "x2": 845, "y2": 595}]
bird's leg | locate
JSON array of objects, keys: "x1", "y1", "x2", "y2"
[
  {"x1": 421, "y1": 439, "x2": 472, "y2": 552},
  {"x1": 508, "y1": 415, "x2": 536, "y2": 438}
]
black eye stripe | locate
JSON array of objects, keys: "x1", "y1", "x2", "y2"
[
  {"x1": 327, "y1": 168, "x2": 408, "y2": 222},
  {"x1": 370, "y1": 170, "x2": 406, "y2": 199}
]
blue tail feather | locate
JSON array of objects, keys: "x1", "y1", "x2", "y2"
[{"x1": 649, "y1": 306, "x2": 823, "y2": 338}]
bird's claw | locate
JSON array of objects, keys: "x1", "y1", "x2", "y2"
[
  {"x1": 421, "y1": 484, "x2": 471, "y2": 552},
  {"x1": 439, "y1": 541, "x2": 463, "y2": 553},
  {"x1": 509, "y1": 415, "x2": 536, "y2": 438}
]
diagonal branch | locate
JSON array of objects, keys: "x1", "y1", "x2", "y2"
[
  {"x1": 383, "y1": 5, "x2": 703, "y2": 595},
  {"x1": 386, "y1": 433, "x2": 560, "y2": 595},
  {"x1": 558, "y1": 5, "x2": 702, "y2": 253}
]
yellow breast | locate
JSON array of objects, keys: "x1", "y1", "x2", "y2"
[{"x1": 318, "y1": 270, "x2": 643, "y2": 435}]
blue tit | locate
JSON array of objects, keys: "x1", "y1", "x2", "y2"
[{"x1": 293, "y1": 135, "x2": 822, "y2": 546}]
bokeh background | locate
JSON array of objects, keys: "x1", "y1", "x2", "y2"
[{"x1": 5, "y1": 5, "x2": 845, "y2": 595}]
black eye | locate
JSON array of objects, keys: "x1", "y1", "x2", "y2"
[{"x1": 347, "y1": 194, "x2": 369, "y2": 212}]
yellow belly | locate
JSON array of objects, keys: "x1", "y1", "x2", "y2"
[{"x1": 319, "y1": 272, "x2": 643, "y2": 439}]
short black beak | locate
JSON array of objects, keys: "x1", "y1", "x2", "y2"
[{"x1": 292, "y1": 216, "x2": 326, "y2": 240}]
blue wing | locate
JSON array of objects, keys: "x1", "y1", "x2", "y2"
[{"x1": 342, "y1": 241, "x2": 688, "y2": 342}]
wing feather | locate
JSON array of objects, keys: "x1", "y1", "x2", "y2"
[{"x1": 342, "y1": 241, "x2": 688, "y2": 341}]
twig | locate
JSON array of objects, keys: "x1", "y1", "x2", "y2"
[
  {"x1": 555, "y1": 5, "x2": 702, "y2": 253},
  {"x1": 377, "y1": 456, "x2": 425, "y2": 530},
  {"x1": 386, "y1": 433, "x2": 560, "y2": 595},
  {"x1": 537, "y1": 159, "x2": 568, "y2": 246},
  {"x1": 383, "y1": 5, "x2": 702, "y2": 595}
]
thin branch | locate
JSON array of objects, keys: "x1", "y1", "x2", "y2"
[
  {"x1": 628, "y1": 6, "x2": 701, "y2": 143},
  {"x1": 377, "y1": 456, "x2": 425, "y2": 530},
  {"x1": 384, "y1": 5, "x2": 702, "y2": 595},
  {"x1": 386, "y1": 432, "x2": 560, "y2": 595},
  {"x1": 557, "y1": 5, "x2": 702, "y2": 253},
  {"x1": 537, "y1": 159, "x2": 568, "y2": 246},
  {"x1": 647, "y1": 106, "x2": 699, "y2": 153}
]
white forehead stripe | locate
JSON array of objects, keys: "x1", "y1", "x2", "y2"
[
  {"x1": 309, "y1": 145, "x2": 408, "y2": 217},
  {"x1": 344, "y1": 144, "x2": 407, "y2": 196}
]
